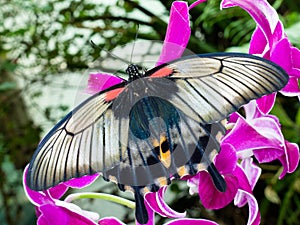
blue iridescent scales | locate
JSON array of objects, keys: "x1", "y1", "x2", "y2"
[{"x1": 26, "y1": 53, "x2": 289, "y2": 224}]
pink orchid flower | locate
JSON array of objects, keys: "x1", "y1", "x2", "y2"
[
  {"x1": 223, "y1": 101, "x2": 299, "y2": 179},
  {"x1": 218, "y1": 100, "x2": 299, "y2": 225},
  {"x1": 23, "y1": 165, "x2": 100, "y2": 225},
  {"x1": 233, "y1": 158, "x2": 261, "y2": 225},
  {"x1": 221, "y1": 0, "x2": 300, "y2": 112},
  {"x1": 187, "y1": 143, "x2": 261, "y2": 225}
]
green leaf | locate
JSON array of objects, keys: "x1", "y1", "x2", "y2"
[
  {"x1": 1, "y1": 61, "x2": 18, "y2": 72},
  {"x1": 296, "y1": 108, "x2": 300, "y2": 126},
  {"x1": 270, "y1": 102, "x2": 294, "y2": 127},
  {"x1": 285, "y1": 21, "x2": 300, "y2": 47},
  {"x1": 0, "y1": 82, "x2": 17, "y2": 92}
]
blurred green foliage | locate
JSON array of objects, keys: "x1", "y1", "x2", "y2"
[{"x1": 0, "y1": 0, "x2": 299, "y2": 225}]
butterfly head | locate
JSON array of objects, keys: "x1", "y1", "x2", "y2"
[{"x1": 126, "y1": 64, "x2": 144, "y2": 81}]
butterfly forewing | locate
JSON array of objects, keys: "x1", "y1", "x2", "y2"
[
  {"x1": 27, "y1": 88, "x2": 127, "y2": 190},
  {"x1": 160, "y1": 53, "x2": 288, "y2": 124}
]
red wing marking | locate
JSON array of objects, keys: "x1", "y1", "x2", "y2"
[
  {"x1": 105, "y1": 87, "x2": 125, "y2": 102},
  {"x1": 150, "y1": 66, "x2": 173, "y2": 78}
]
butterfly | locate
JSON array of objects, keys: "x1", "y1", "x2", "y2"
[{"x1": 26, "y1": 52, "x2": 288, "y2": 224}]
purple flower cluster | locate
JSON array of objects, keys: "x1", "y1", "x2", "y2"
[{"x1": 24, "y1": 0, "x2": 299, "y2": 224}]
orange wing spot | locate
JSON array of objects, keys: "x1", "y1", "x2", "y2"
[
  {"x1": 124, "y1": 185, "x2": 134, "y2": 192},
  {"x1": 108, "y1": 175, "x2": 118, "y2": 183},
  {"x1": 159, "y1": 147, "x2": 171, "y2": 168},
  {"x1": 177, "y1": 166, "x2": 188, "y2": 177},
  {"x1": 196, "y1": 163, "x2": 207, "y2": 171},
  {"x1": 150, "y1": 66, "x2": 173, "y2": 78},
  {"x1": 105, "y1": 87, "x2": 124, "y2": 101},
  {"x1": 141, "y1": 187, "x2": 151, "y2": 195},
  {"x1": 156, "y1": 176, "x2": 168, "y2": 186}
]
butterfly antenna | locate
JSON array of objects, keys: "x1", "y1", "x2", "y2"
[
  {"x1": 90, "y1": 40, "x2": 131, "y2": 64},
  {"x1": 130, "y1": 24, "x2": 139, "y2": 64}
]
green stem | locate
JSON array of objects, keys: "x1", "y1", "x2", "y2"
[
  {"x1": 272, "y1": 0, "x2": 284, "y2": 10},
  {"x1": 64, "y1": 192, "x2": 136, "y2": 209}
]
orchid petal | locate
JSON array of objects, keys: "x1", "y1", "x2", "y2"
[
  {"x1": 241, "y1": 158, "x2": 261, "y2": 190},
  {"x1": 244, "y1": 102, "x2": 280, "y2": 124},
  {"x1": 243, "y1": 101, "x2": 259, "y2": 120},
  {"x1": 253, "y1": 147, "x2": 283, "y2": 163},
  {"x1": 189, "y1": 0, "x2": 207, "y2": 10},
  {"x1": 38, "y1": 204, "x2": 97, "y2": 225},
  {"x1": 165, "y1": 218, "x2": 218, "y2": 225},
  {"x1": 98, "y1": 217, "x2": 126, "y2": 225},
  {"x1": 278, "y1": 141, "x2": 300, "y2": 179},
  {"x1": 64, "y1": 173, "x2": 100, "y2": 189},
  {"x1": 285, "y1": 141, "x2": 300, "y2": 174},
  {"x1": 291, "y1": 46, "x2": 300, "y2": 72},
  {"x1": 37, "y1": 215, "x2": 49, "y2": 225},
  {"x1": 270, "y1": 38, "x2": 293, "y2": 73},
  {"x1": 232, "y1": 165, "x2": 252, "y2": 195},
  {"x1": 256, "y1": 93, "x2": 277, "y2": 114},
  {"x1": 233, "y1": 160, "x2": 260, "y2": 207},
  {"x1": 281, "y1": 77, "x2": 300, "y2": 97},
  {"x1": 157, "y1": 1, "x2": 190, "y2": 65},
  {"x1": 86, "y1": 73, "x2": 124, "y2": 94},
  {"x1": 216, "y1": 143, "x2": 237, "y2": 174},
  {"x1": 248, "y1": 27, "x2": 268, "y2": 56},
  {"x1": 145, "y1": 186, "x2": 186, "y2": 218},
  {"x1": 23, "y1": 165, "x2": 54, "y2": 206},
  {"x1": 221, "y1": 0, "x2": 300, "y2": 100},
  {"x1": 55, "y1": 200, "x2": 99, "y2": 221},
  {"x1": 25, "y1": 187, "x2": 53, "y2": 207},
  {"x1": 225, "y1": 104, "x2": 299, "y2": 178},
  {"x1": 198, "y1": 172, "x2": 238, "y2": 209},
  {"x1": 234, "y1": 190, "x2": 260, "y2": 225},
  {"x1": 229, "y1": 112, "x2": 240, "y2": 123},
  {"x1": 24, "y1": 165, "x2": 100, "y2": 225},
  {"x1": 187, "y1": 176, "x2": 200, "y2": 195},
  {"x1": 221, "y1": 0, "x2": 282, "y2": 48},
  {"x1": 48, "y1": 184, "x2": 69, "y2": 199},
  {"x1": 269, "y1": 37, "x2": 300, "y2": 96},
  {"x1": 223, "y1": 116, "x2": 283, "y2": 154}
]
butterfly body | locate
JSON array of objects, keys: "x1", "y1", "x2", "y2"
[{"x1": 27, "y1": 53, "x2": 289, "y2": 224}]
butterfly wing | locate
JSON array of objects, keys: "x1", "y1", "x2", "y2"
[
  {"x1": 26, "y1": 83, "x2": 129, "y2": 190},
  {"x1": 26, "y1": 52, "x2": 288, "y2": 225},
  {"x1": 27, "y1": 79, "x2": 215, "y2": 191},
  {"x1": 147, "y1": 53, "x2": 288, "y2": 123}
]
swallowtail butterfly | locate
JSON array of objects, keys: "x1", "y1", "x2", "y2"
[{"x1": 27, "y1": 53, "x2": 288, "y2": 224}]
